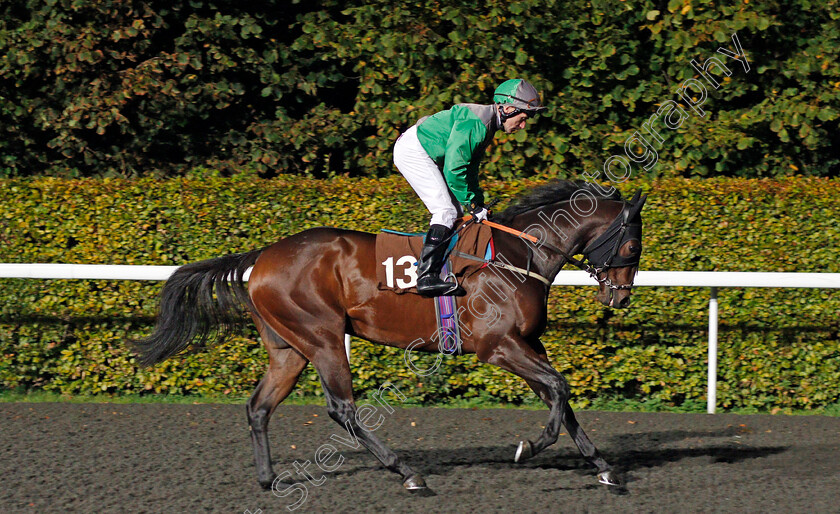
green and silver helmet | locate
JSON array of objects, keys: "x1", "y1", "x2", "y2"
[{"x1": 493, "y1": 79, "x2": 547, "y2": 117}]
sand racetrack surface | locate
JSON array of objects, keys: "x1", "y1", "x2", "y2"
[{"x1": 2, "y1": 402, "x2": 839, "y2": 513}]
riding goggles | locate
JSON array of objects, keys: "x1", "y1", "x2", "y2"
[{"x1": 495, "y1": 93, "x2": 546, "y2": 111}]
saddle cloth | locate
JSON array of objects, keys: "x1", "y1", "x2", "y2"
[{"x1": 375, "y1": 222, "x2": 494, "y2": 295}]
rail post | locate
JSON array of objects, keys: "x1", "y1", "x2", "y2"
[
  {"x1": 707, "y1": 287, "x2": 719, "y2": 414},
  {"x1": 345, "y1": 334, "x2": 352, "y2": 364}
]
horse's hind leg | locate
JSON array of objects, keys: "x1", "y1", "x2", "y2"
[
  {"x1": 311, "y1": 347, "x2": 427, "y2": 491},
  {"x1": 522, "y1": 343, "x2": 620, "y2": 487},
  {"x1": 247, "y1": 339, "x2": 309, "y2": 489},
  {"x1": 248, "y1": 277, "x2": 424, "y2": 492}
]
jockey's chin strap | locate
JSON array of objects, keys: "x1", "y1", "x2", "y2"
[{"x1": 470, "y1": 218, "x2": 631, "y2": 291}]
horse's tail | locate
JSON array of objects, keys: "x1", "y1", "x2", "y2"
[{"x1": 130, "y1": 249, "x2": 263, "y2": 367}]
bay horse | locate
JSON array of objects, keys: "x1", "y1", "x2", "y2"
[{"x1": 131, "y1": 180, "x2": 647, "y2": 493}]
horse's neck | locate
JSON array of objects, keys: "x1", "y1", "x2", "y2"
[{"x1": 505, "y1": 200, "x2": 622, "y2": 279}]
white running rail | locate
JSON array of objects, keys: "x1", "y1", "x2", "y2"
[{"x1": 2, "y1": 263, "x2": 839, "y2": 413}]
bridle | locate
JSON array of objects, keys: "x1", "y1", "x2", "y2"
[
  {"x1": 577, "y1": 205, "x2": 643, "y2": 291},
  {"x1": 479, "y1": 193, "x2": 646, "y2": 291}
]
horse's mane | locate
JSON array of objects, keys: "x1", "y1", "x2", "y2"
[{"x1": 491, "y1": 180, "x2": 622, "y2": 223}]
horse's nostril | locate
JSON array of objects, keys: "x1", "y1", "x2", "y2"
[{"x1": 619, "y1": 296, "x2": 631, "y2": 308}]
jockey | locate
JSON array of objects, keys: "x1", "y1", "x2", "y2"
[{"x1": 393, "y1": 78, "x2": 547, "y2": 297}]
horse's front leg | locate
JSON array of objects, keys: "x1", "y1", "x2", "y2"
[
  {"x1": 562, "y1": 402, "x2": 621, "y2": 487},
  {"x1": 520, "y1": 342, "x2": 620, "y2": 485},
  {"x1": 524, "y1": 375, "x2": 621, "y2": 487},
  {"x1": 477, "y1": 336, "x2": 622, "y2": 489},
  {"x1": 305, "y1": 342, "x2": 428, "y2": 493},
  {"x1": 477, "y1": 336, "x2": 568, "y2": 457}
]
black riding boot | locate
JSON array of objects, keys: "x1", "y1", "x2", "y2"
[{"x1": 416, "y1": 224, "x2": 466, "y2": 297}]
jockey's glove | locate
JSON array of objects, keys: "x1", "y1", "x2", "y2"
[{"x1": 471, "y1": 206, "x2": 489, "y2": 222}]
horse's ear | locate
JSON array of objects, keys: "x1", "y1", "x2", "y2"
[{"x1": 625, "y1": 192, "x2": 648, "y2": 220}]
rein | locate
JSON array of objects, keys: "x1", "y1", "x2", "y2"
[
  {"x1": 450, "y1": 249, "x2": 552, "y2": 286},
  {"x1": 475, "y1": 219, "x2": 634, "y2": 291}
]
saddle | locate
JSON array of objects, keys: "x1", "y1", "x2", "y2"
[
  {"x1": 376, "y1": 222, "x2": 494, "y2": 355},
  {"x1": 375, "y1": 222, "x2": 494, "y2": 295}
]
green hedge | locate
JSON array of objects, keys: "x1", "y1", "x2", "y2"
[
  {"x1": 1, "y1": 0, "x2": 838, "y2": 178},
  {"x1": 1, "y1": 174, "x2": 839, "y2": 411}
]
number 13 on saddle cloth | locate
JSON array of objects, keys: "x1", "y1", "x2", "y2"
[{"x1": 376, "y1": 221, "x2": 494, "y2": 295}]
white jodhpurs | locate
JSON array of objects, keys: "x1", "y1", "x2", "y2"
[{"x1": 393, "y1": 125, "x2": 461, "y2": 229}]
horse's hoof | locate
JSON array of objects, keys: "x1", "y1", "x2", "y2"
[
  {"x1": 598, "y1": 470, "x2": 624, "y2": 489},
  {"x1": 403, "y1": 474, "x2": 427, "y2": 491},
  {"x1": 514, "y1": 440, "x2": 533, "y2": 463},
  {"x1": 403, "y1": 474, "x2": 434, "y2": 495}
]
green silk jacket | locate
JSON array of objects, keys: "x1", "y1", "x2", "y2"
[{"x1": 415, "y1": 103, "x2": 500, "y2": 207}]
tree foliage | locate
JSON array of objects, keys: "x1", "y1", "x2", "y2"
[{"x1": 0, "y1": 0, "x2": 838, "y2": 178}]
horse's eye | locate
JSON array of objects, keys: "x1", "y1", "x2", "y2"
[{"x1": 629, "y1": 244, "x2": 641, "y2": 255}]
